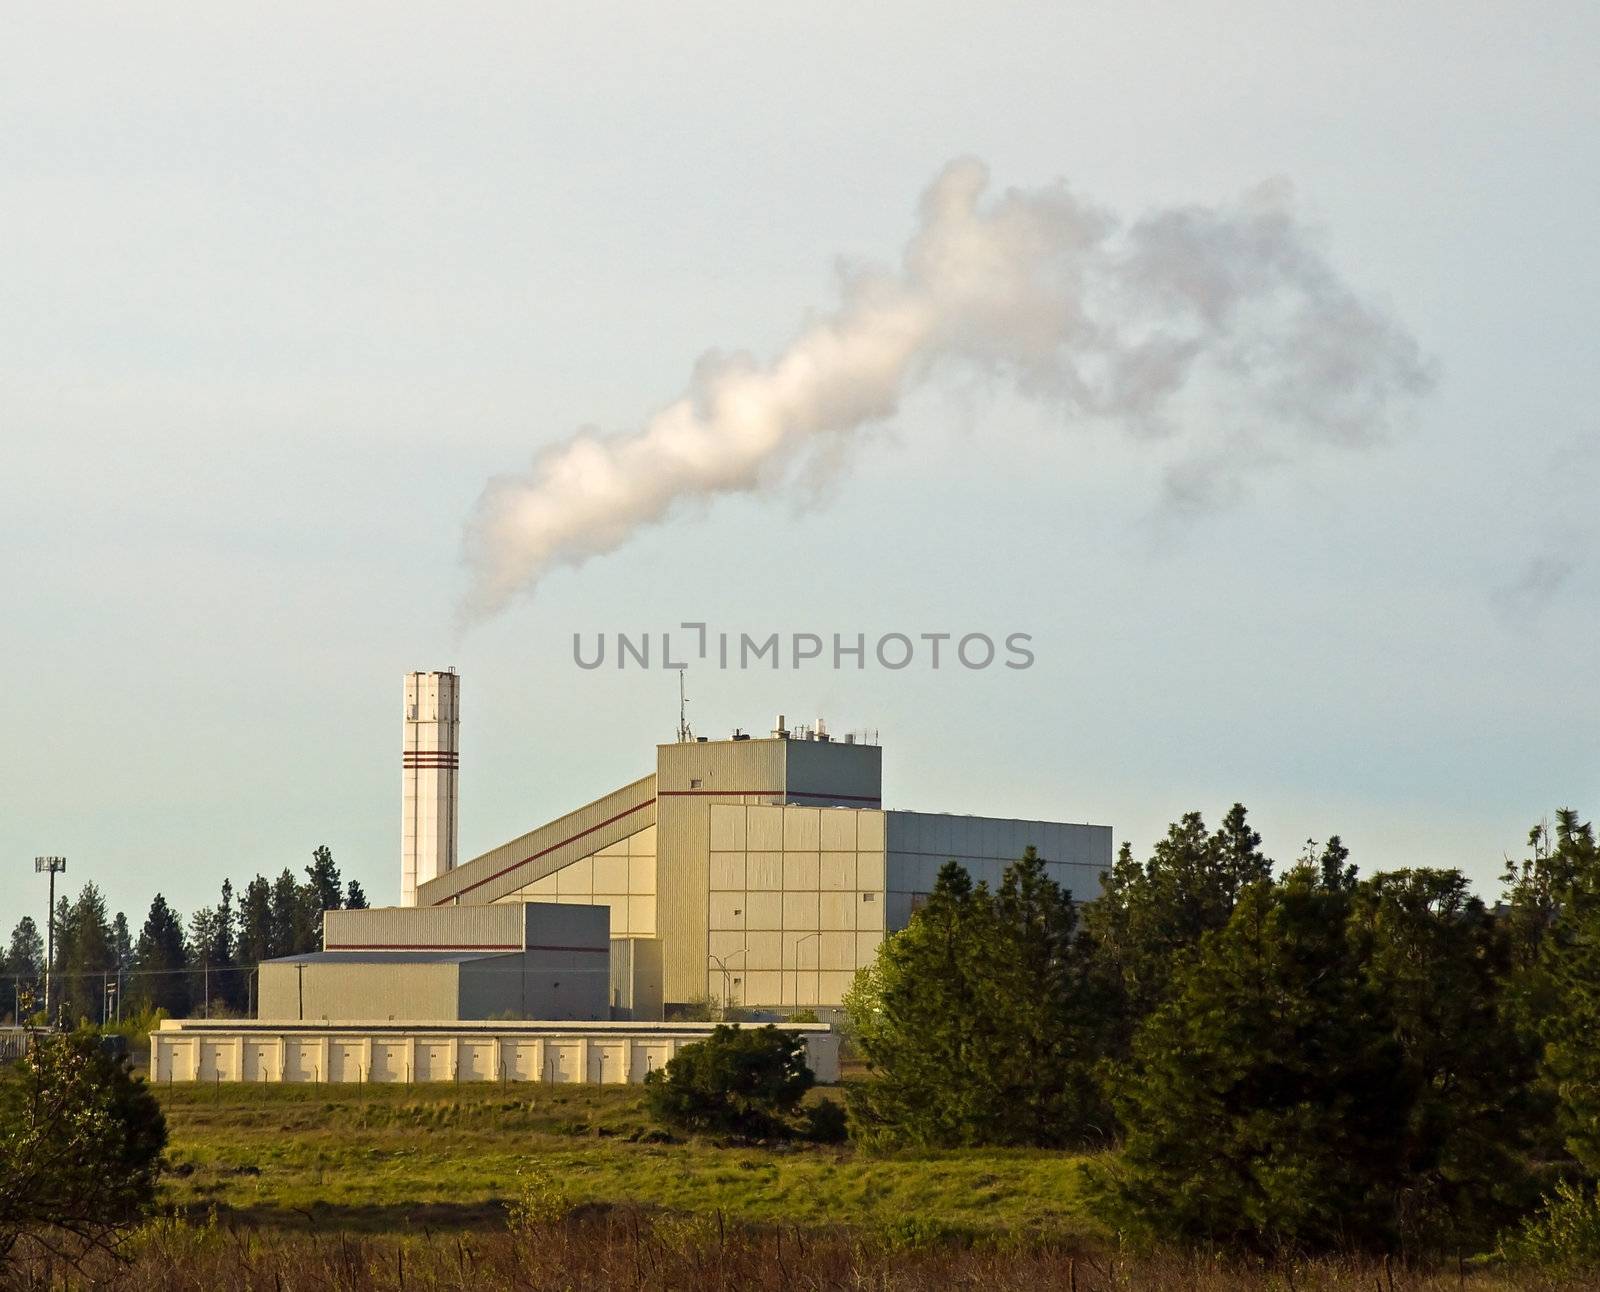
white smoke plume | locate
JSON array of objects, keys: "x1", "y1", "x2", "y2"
[{"x1": 462, "y1": 158, "x2": 1432, "y2": 620}]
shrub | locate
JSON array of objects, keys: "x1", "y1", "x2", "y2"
[
  {"x1": 0, "y1": 1030, "x2": 168, "y2": 1261},
  {"x1": 1497, "y1": 1178, "x2": 1600, "y2": 1270},
  {"x1": 801, "y1": 1095, "x2": 848, "y2": 1143},
  {"x1": 643, "y1": 1024, "x2": 813, "y2": 1138}
]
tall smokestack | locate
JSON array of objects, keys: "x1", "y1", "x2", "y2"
[{"x1": 401, "y1": 670, "x2": 460, "y2": 907}]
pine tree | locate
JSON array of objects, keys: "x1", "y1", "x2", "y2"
[
  {"x1": 5, "y1": 919, "x2": 43, "y2": 1019},
  {"x1": 305, "y1": 846, "x2": 341, "y2": 916},
  {"x1": 1100, "y1": 867, "x2": 1408, "y2": 1254},
  {"x1": 847, "y1": 862, "x2": 993, "y2": 1145},
  {"x1": 269, "y1": 869, "x2": 303, "y2": 957},
  {"x1": 344, "y1": 879, "x2": 369, "y2": 910},
  {"x1": 1077, "y1": 805, "x2": 1276, "y2": 1063},
  {"x1": 110, "y1": 912, "x2": 133, "y2": 973},
  {"x1": 133, "y1": 895, "x2": 191, "y2": 1017},
  {"x1": 237, "y1": 876, "x2": 273, "y2": 967},
  {"x1": 973, "y1": 847, "x2": 1101, "y2": 1144},
  {"x1": 61, "y1": 884, "x2": 115, "y2": 1024}
]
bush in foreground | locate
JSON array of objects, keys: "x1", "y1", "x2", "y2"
[
  {"x1": 0, "y1": 1030, "x2": 167, "y2": 1261},
  {"x1": 643, "y1": 1023, "x2": 813, "y2": 1138}
]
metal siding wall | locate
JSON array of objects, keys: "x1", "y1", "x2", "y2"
[
  {"x1": 417, "y1": 774, "x2": 657, "y2": 907},
  {"x1": 324, "y1": 905, "x2": 525, "y2": 950},
  {"x1": 264, "y1": 962, "x2": 461, "y2": 1022},
  {"x1": 781, "y1": 739, "x2": 883, "y2": 804}
]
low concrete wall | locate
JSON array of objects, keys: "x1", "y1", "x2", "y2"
[{"x1": 150, "y1": 1019, "x2": 839, "y2": 1085}]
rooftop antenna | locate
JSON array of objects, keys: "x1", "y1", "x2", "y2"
[{"x1": 675, "y1": 667, "x2": 693, "y2": 743}]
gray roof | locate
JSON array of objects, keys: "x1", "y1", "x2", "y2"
[{"x1": 261, "y1": 950, "x2": 517, "y2": 966}]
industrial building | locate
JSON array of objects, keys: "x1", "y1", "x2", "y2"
[
  {"x1": 405, "y1": 678, "x2": 1113, "y2": 1011},
  {"x1": 168, "y1": 672, "x2": 1113, "y2": 1089},
  {"x1": 256, "y1": 904, "x2": 616, "y2": 1022}
]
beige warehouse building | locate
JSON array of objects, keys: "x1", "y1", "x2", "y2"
[{"x1": 415, "y1": 713, "x2": 1112, "y2": 1010}]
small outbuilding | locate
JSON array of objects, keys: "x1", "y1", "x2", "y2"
[{"x1": 257, "y1": 903, "x2": 610, "y2": 1022}]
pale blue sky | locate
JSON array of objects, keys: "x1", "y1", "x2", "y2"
[{"x1": 3, "y1": 3, "x2": 1597, "y2": 930}]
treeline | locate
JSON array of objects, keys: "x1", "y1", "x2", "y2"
[
  {"x1": 846, "y1": 804, "x2": 1600, "y2": 1259},
  {"x1": 1, "y1": 846, "x2": 368, "y2": 1023}
]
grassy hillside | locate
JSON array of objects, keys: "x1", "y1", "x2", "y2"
[{"x1": 156, "y1": 1081, "x2": 1096, "y2": 1239}]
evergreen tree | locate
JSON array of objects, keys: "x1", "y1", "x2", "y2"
[
  {"x1": 848, "y1": 853, "x2": 1100, "y2": 1147},
  {"x1": 344, "y1": 879, "x2": 369, "y2": 910},
  {"x1": 110, "y1": 912, "x2": 133, "y2": 973},
  {"x1": 1100, "y1": 867, "x2": 1408, "y2": 1254},
  {"x1": 5, "y1": 918, "x2": 43, "y2": 1019},
  {"x1": 269, "y1": 868, "x2": 304, "y2": 956},
  {"x1": 1078, "y1": 805, "x2": 1275, "y2": 1062},
  {"x1": 132, "y1": 894, "x2": 191, "y2": 1017},
  {"x1": 61, "y1": 884, "x2": 115, "y2": 1024},
  {"x1": 974, "y1": 847, "x2": 1101, "y2": 1143},
  {"x1": 237, "y1": 875, "x2": 273, "y2": 967},
  {"x1": 305, "y1": 846, "x2": 341, "y2": 917},
  {"x1": 847, "y1": 863, "x2": 992, "y2": 1145},
  {"x1": 1350, "y1": 868, "x2": 1536, "y2": 1248}
]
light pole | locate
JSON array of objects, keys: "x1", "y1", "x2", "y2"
[
  {"x1": 707, "y1": 947, "x2": 746, "y2": 1014},
  {"x1": 34, "y1": 857, "x2": 66, "y2": 1023},
  {"x1": 793, "y1": 931, "x2": 821, "y2": 1008}
]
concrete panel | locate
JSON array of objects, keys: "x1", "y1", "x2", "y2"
[
  {"x1": 588, "y1": 1042, "x2": 626, "y2": 1084},
  {"x1": 630, "y1": 895, "x2": 656, "y2": 935},
  {"x1": 818, "y1": 971, "x2": 856, "y2": 1004},
  {"x1": 154, "y1": 1021, "x2": 841, "y2": 1086},
  {"x1": 709, "y1": 895, "x2": 745, "y2": 931},
  {"x1": 746, "y1": 852, "x2": 782, "y2": 890},
  {"x1": 783, "y1": 807, "x2": 820, "y2": 851},
  {"x1": 783, "y1": 892, "x2": 819, "y2": 930},
  {"x1": 819, "y1": 931, "x2": 855, "y2": 971},
  {"x1": 629, "y1": 855, "x2": 656, "y2": 895},
  {"x1": 820, "y1": 853, "x2": 855, "y2": 890},
  {"x1": 856, "y1": 931, "x2": 883, "y2": 968},
  {"x1": 542, "y1": 1042, "x2": 581, "y2": 1083},
  {"x1": 593, "y1": 855, "x2": 629, "y2": 894},
  {"x1": 632, "y1": 1041, "x2": 671, "y2": 1079},
  {"x1": 557, "y1": 858, "x2": 594, "y2": 895},
  {"x1": 746, "y1": 806, "x2": 783, "y2": 851},
  {"x1": 857, "y1": 810, "x2": 885, "y2": 851},
  {"x1": 741, "y1": 971, "x2": 780, "y2": 1005},
  {"x1": 242, "y1": 1040, "x2": 276, "y2": 1082},
  {"x1": 371, "y1": 1041, "x2": 407, "y2": 1081},
  {"x1": 819, "y1": 810, "x2": 856, "y2": 851},
  {"x1": 459, "y1": 1040, "x2": 497, "y2": 1081},
  {"x1": 857, "y1": 891, "x2": 885, "y2": 931},
  {"x1": 744, "y1": 930, "x2": 781, "y2": 969},
  {"x1": 819, "y1": 891, "x2": 856, "y2": 930},
  {"x1": 782, "y1": 852, "x2": 819, "y2": 891},
  {"x1": 709, "y1": 805, "x2": 746, "y2": 851},
  {"x1": 709, "y1": 854, "x2": 745, "y2": 890},
  {"x1": 745, "y1": 891, "x2": 782, "y2": 930},
  {"x1": 709, "y1": 930, "x2": 748, "y2": 962},
  {"x1": 629, "y1": 825, "x2": 657, "y2": 856},
  {"x1": 328, "y1": 1041, "x2": 365, "y2": 1082},
  {"x1": 857, "y1": 849, "x2": 885, "y2": 890}
]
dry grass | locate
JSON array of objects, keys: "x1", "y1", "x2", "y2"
[{"x1": 2, "y1": 1211, "x2": 1590, "y2": 1292}]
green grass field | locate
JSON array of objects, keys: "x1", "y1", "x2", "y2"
[{"x1": 155, "y1": 1081, "x2": 1097, "y2": 1239}]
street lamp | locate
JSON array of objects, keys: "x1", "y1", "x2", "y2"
[
  {"x1": 707, "y1": 947, "x2": 747, "y2": 1013},
  {"x1": 793, "y1": 931, "x2": 821, "y2": 1008},
  {"x1": 34, "y1": 857, "x2": 66, "y2": 1023}
]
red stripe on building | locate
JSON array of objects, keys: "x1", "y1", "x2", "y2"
[{"x1": 432, "y1": 799, "x2": 655, "y2": 904}]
